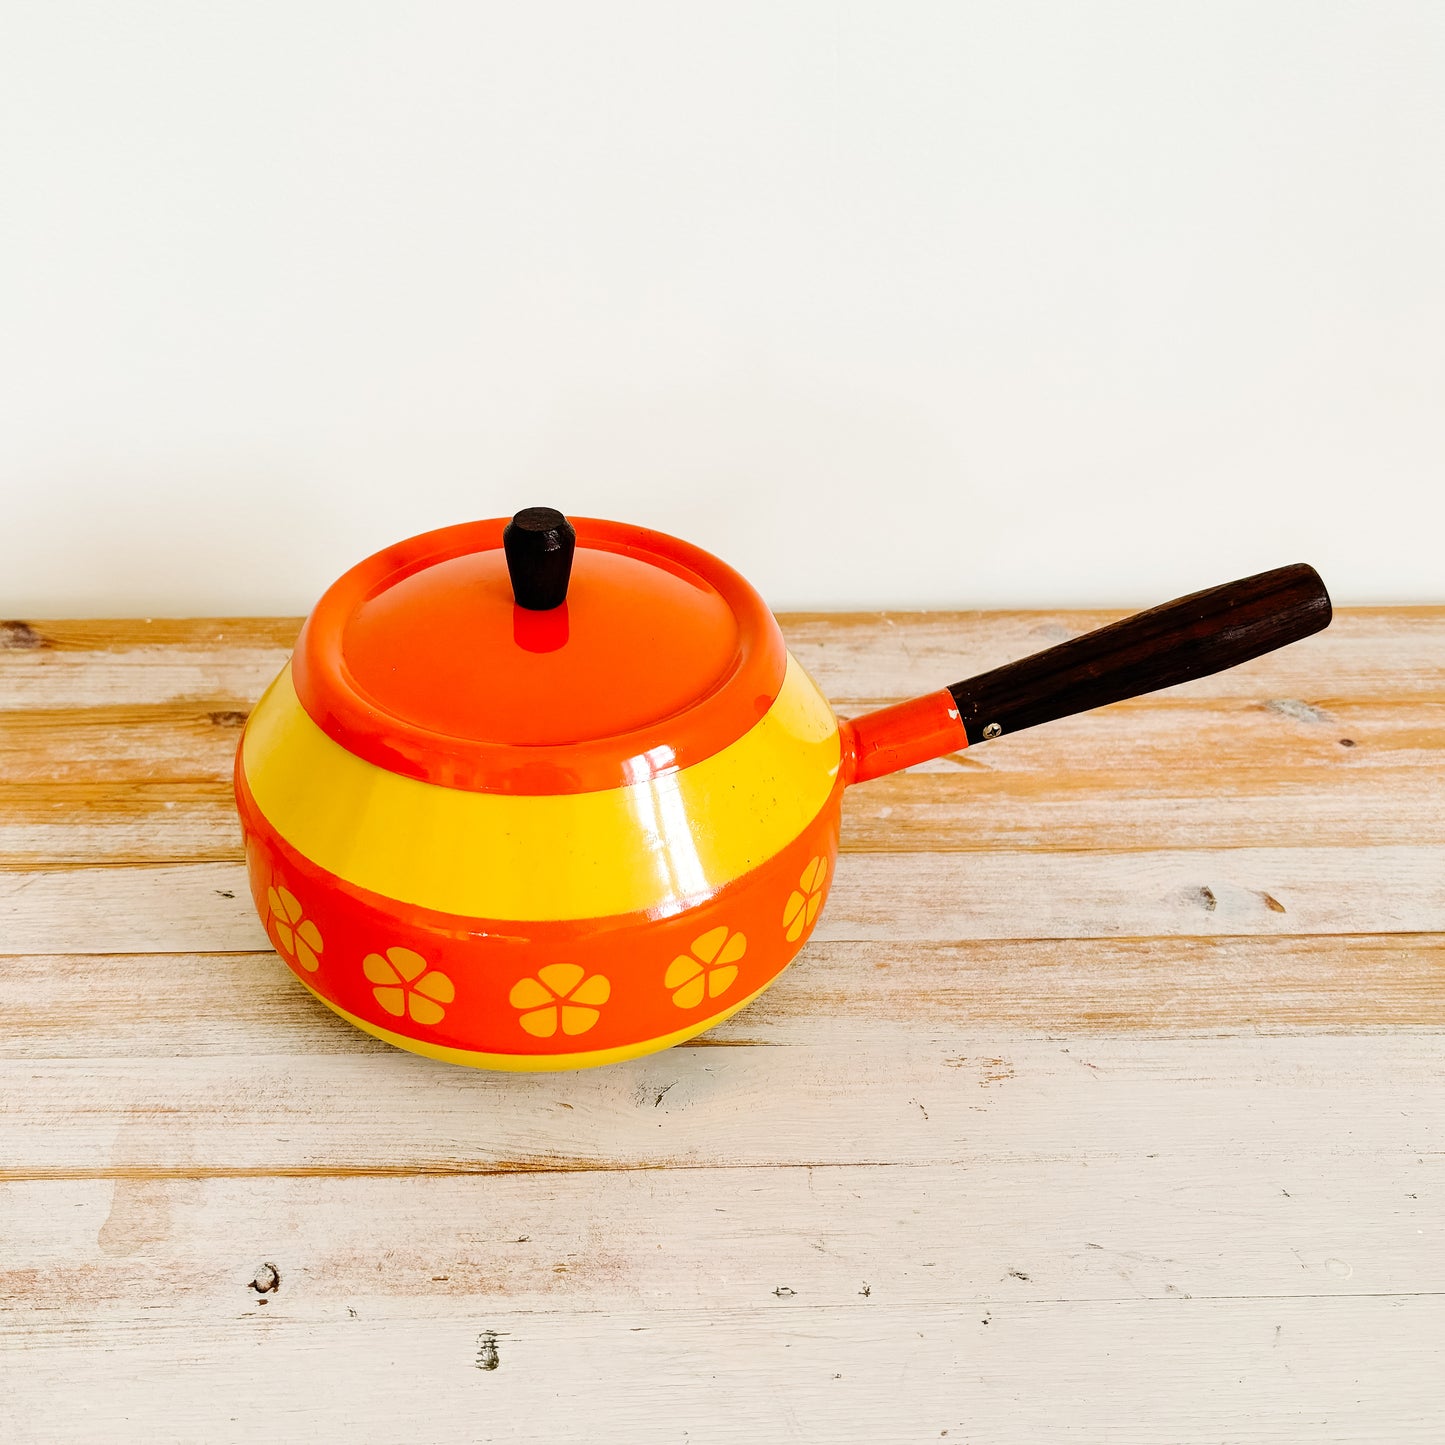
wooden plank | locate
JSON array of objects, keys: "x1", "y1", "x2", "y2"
[
  {"x1": 0, "y1": 786, "x2": 241, "y2": 866},
  {"x1": 5, "y1": 700, "x2": 1438, "y2": 862},
  {"x1": 3, "y1": 611, "x2": 1441, "y2": 711},
  {"x1": 0, "y1": 862, "x2": 265, "y2": 953},
  {"x1": 6, "y1": 778, "x2": 1441, "y2": 867},
  {"x1": 0, "y1": 616, "x2": 295, "y2": 713},
  {"x1": 3, "y1": 1155, "x2": 1440, "y2": 1319},
  {"x1": 0, "y1": 703, "x2": 250, "y2": 783},
  {"x1": 0, "y1": 648, "x2": 289, "y2": 711},
  {"x1": 0, "y1": 619, "x2": 303, "y2": 651},
  {"x1": 4, "y1": 936, "x2": 1444, "y2": 1061},
  {"x1": 3, "y1": 845, "x2": 1440, "y2": 955},
  {"x1": 815, "y1": 846, "x2": 1445, "y2": 940},
  {"x1": 5, "y1": 609, "x2": 1440, "y2": 658},
  {"x1": 14, "y1": 695, "x2": 1438, "y2": 788},
  {"x1": 1, "y1": 1032, "x2": 1440, "y2": 1177},
  {"x1": 3, "y1": 747, "x2": 1440, "y2": 868},
  {"x1": 1, "y1": 1298, "x2": 1441, "y2": 1444},
  {"x1": 783, "y1": 607, "x2": 1445, "y2": 705},
  {"x1": 7, "y1": 776, "x2": 1442, "y2": 868}
]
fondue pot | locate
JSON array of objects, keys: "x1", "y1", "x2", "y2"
[{"x1": 235, "y1": 509, "x2": 1330, "y2": 1070}]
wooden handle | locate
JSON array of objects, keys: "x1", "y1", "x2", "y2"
[
  {"x1": 503, "y1": 507, "x2": 576, "y2": 610},
  {"x1": 947, "y1": 563, "x2": 1332, "y2": 746}
]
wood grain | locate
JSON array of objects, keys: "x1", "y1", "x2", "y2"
[
  {"x1": 4, "y1": 936, "x2": 1443, "y2": 1060},
  {"x1": 6, "y1": 1158, "x2": 1439, "y2": 1317},
  {"x1": 1, "y1": 1029, "x2": 1440, "y2": 1177},
  {"x1": 5, "y1": 1301, "x2": 1442, "y2": 1445},
  {"x1": 0, "y1": 609, "x2": 1441, "y2": 1443},
  {"x1": 3, "y1": 845, "x2": 1440, "y2": 954},
  {"x1": 4, "y1": 697, "x2": 1441, "y2": 844}
]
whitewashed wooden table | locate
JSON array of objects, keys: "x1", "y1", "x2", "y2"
[{"x1": 1, "y1": 610, "x2": 1442, "y2": 1443}]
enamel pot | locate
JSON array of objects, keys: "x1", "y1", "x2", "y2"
[{"x1": 235, "y1": 509, "x2": 1330, "y2": 1070}]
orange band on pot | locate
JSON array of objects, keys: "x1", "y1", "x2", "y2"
[{"x1": 238, "y1": 762, "x2": 843, "y2": 1068}]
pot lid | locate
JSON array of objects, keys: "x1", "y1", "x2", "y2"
[{"x1": 290, "y1": 510, "x2": 787, "y2": 794}]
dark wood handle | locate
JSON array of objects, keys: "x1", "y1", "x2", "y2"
[
  {"x1": 947, "y1": 563, "x2": 1332, "y2": 745},
  {"x1": 503, "y1": 507, "x2": 576, "y2": 610}
]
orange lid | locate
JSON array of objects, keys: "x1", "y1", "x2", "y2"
[{"x1": 290, "y1": 514, "x2": 787, "y2": 795}]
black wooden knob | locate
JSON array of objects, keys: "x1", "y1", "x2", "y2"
[{"x1": 503, "y1": 507, "x2": 576, "y2": 610}]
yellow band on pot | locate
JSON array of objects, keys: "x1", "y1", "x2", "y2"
[{"x1": 241, "y1": 656, "x2": 840, "y2": 921}]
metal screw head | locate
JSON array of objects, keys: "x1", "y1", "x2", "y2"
[{"x1": 982, "y1": 722, "x2": 1003, "y2": 740}]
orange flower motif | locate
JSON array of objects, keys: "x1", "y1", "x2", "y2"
[
  {"x1": 266, "y1": 885, "x2": 323, "y2": 973},
  {"x1": 509, "y1": 964, "x2": 610, "y2": 1038},
  {"x1": 666, "y1": 926, "x2": 746, "y2": 1009},
  {"x1": 363, "y1": 947, "x2": 455, "y2": 1026},
  {"x1": 783, "y1": 855, "x2": 828, "y2": 943}
]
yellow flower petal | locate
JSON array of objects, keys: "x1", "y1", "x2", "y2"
[
  {"x1": 509, "y1": 977, "x2": 552, "y2": 1010},
  {"x1": 801, "y1": 856, "x2": 825, "y2": 893},
  {"x1": 266, "y1": 886, "x2": 285, "y2": 920},
  {"x1": 665, "y1": 956, "x2": 702, "y2": 990},
  {"x1": 519, "y1": 1005, "x2": 559, "y2": 1038},
  {"x1": 373, "y1": 985, "x2": 406, "y2": 1017},
  {"x1": 295, "y1": 939, "x2": 321, "y2": 973},
  {"x1": 408, "y1": 994, "x2": 445, "y2": 1026},
  {"x1": 296, "y1": 919, "x2": 323, "y2": 953},
  {"x1": 560, "y1": 1004, "x2": 599, "y2": 1036},
  {"x1": 717, "y1": 932, "x2": 746, "y2": 966},
  {"x1": 783, "y1": 891, "x2": 804, "y2": 926},
  {"x1": 413, "y1": 970, "x2": 455, "y2": 1003},
  {"x1": 273, "y1": 919, "x2": 295, "y2": 953},
  {"x1": 568, "y1": 973, "x2": 610, "y2": 1007},
  {"x1": 692, "y1": 925, "x2": 729, "y2": 965},
  {"x1": 708, "y1": 964, "x2": 738, "y2": 999},
  {"x1": 278, "y1": 887, "x2": 304, "y2": 924},
  {"x1": 364, "y1": 952, "x2": 401, "y2": 987},
  {"x1": 538, "y1": 962, "x2": 585, "y2": 999},
  {"x1": 671, "y1": 976, "x2": 706, "y2": 1009},
  {"x1": 806, "y1": 892, "x2": 822, "y2": 925},
  {"x1": 387, "y1": 947, "x2": 428, "y2": 983}
]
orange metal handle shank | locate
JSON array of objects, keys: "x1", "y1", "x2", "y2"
[{"x1": 840, "y1": 689, "x2": 967, "y2": 786}]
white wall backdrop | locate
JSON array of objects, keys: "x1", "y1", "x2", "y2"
[{"x1": 1, "y1": 1, "x2": 1441, "y2": 615}]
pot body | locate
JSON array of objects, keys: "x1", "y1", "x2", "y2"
[{"x1": 236, "y1": 652, "x2": 843, "y2": 1070}]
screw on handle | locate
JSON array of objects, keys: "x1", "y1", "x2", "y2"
[
  {"x1": 947, "y1": 563, "x2": 1333, "y2": 745},
  {"x1": 503, "y1": 507, "x2": 577, "y2": 610}
]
